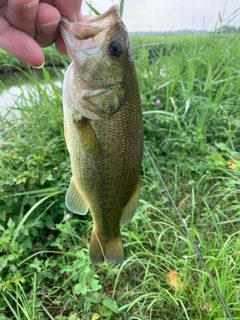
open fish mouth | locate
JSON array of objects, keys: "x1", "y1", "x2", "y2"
[{"x1": 60, "y1": 5, "x2": 120, "y2": 53}]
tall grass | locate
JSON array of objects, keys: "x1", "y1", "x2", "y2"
[
  {"x1": 1, "y1": 21, "x2": 240, "y2": 320},
  {"x1": 85, "y1": 0, "x2": 125, "y2": 18}
]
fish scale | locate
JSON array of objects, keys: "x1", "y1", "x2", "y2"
[{"x1": 60, "y1": 4, "x2": 143, "y2": 264}]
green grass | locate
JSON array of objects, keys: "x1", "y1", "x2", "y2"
[{"x1": 1, "y1": 30, "x2": 240, "y2": 319}]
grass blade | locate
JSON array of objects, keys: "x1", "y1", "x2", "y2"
[
  {"x1": 144, "y1": 144, "x2": 234, "y2": 320},
  {"x1": 119, "y1": 0, "x2": 125, "y2": 18},
  {"x1": 10, "y1": 191, "x2": 61, "y2": 245},
  {"x1": 84, "y1": 0, "x2": 100, "y2": 15}
]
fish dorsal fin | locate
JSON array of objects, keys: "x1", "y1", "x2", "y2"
[
  {"x1": 120, "y1": 178, "x2": 141, "y2": 225},
  {"x1": 65, "y1": 178, "x2": 89, "y2": 215}
]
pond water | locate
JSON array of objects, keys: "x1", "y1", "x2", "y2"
[{"x1": 0, "y1": 69, "x2": 62, "y2": 117}]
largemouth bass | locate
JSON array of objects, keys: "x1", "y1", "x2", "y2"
[{"x1": 60, "y1": 5, "x2": 143, "y2": 264}]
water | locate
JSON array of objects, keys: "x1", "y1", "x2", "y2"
[{"x1": 0, "y1": 69, "x2": 62, "y2": 117}]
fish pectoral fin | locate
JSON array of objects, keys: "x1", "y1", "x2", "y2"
[
  {"x1": 65, "y1": 178, "x2": 89, "y2": 215},
  {"x1": 74, "y1": 117, "x2": 102, "y2": 157},
  {"x1": 64, "y1": 119, "x2": 69, "y2": 151},
  {"x1": 120, "y1": 178, "x2": 141, "y2": 225}
]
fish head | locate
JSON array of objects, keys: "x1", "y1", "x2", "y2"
[{"x1": 60, "y1": 5, "x2": 135, "y2": 119}]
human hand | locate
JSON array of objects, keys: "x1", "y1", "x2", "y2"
[{"x1": 0, "y1": 0, "x2": 83, "y2": 68}]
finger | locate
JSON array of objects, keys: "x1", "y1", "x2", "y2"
[
  {"x1": 52, "y1": 0, "x2": 82, "y2": 22},
  {"x1": 55, "y1": 34, "x2": 67, "y2": 54},
  {"x1": 35, "y1": 2, "x2": 60, "y2": 47},
  {"x1": 0, "y1": 1, "x2": 8, "y2": 9},
  {"x1": 5, "y1": 0, "x2": 39, "y2": 37},
  {"x1": 0, "y1": 16, "x2": 44, "y2": 67}
]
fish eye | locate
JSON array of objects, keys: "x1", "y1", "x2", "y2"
[{"x1": 108, "y1": 41, "x2": 124, "y2": 58}]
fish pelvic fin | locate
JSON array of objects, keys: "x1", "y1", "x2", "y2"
[
  {"x1": 120, "y1": 178, "x2": 141, "y2": 224},
  {"x1": 90, "y1": 231, "x2": 124, "y2": 264},
  {"x1": 65, "y1": 178, "x2": 89, "y2": 215}
]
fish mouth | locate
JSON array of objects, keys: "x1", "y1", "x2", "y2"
[{"x1": 60, "y1": 5, "x2": 120, "y2": 55}]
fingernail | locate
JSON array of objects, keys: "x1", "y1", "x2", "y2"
[
  {"x1": 39, "y1": 20, "x2": 59, "y2": 35},
  {"x1": 32, "y1": 61, "x2": 45, "y2": 69},
  {"x1": 21, "y1": 0, "x2": 38, "y2": 20}
]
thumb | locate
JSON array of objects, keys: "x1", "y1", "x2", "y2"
[{"x1": 0, "y1": 16, "x2": 45, "y2": 68}]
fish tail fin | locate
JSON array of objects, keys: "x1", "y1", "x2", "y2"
[{"x1": 90, "y1": 231, "x2": 124, "y2": 264}]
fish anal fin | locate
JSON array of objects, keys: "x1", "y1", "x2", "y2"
[
  {"x1": 120, "y1": 178, "x2": 141, "y2": 225},
  {"x1": 90, "y1": 230, "x2": 124, "y2": 264},
  {"x1": 65, "y1": 178, "x2": 89, "y2": 215}
]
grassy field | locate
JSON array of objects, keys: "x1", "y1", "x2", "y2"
[{"x1": 0, "y1": 31, "x2": 240, "y2": 320}]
